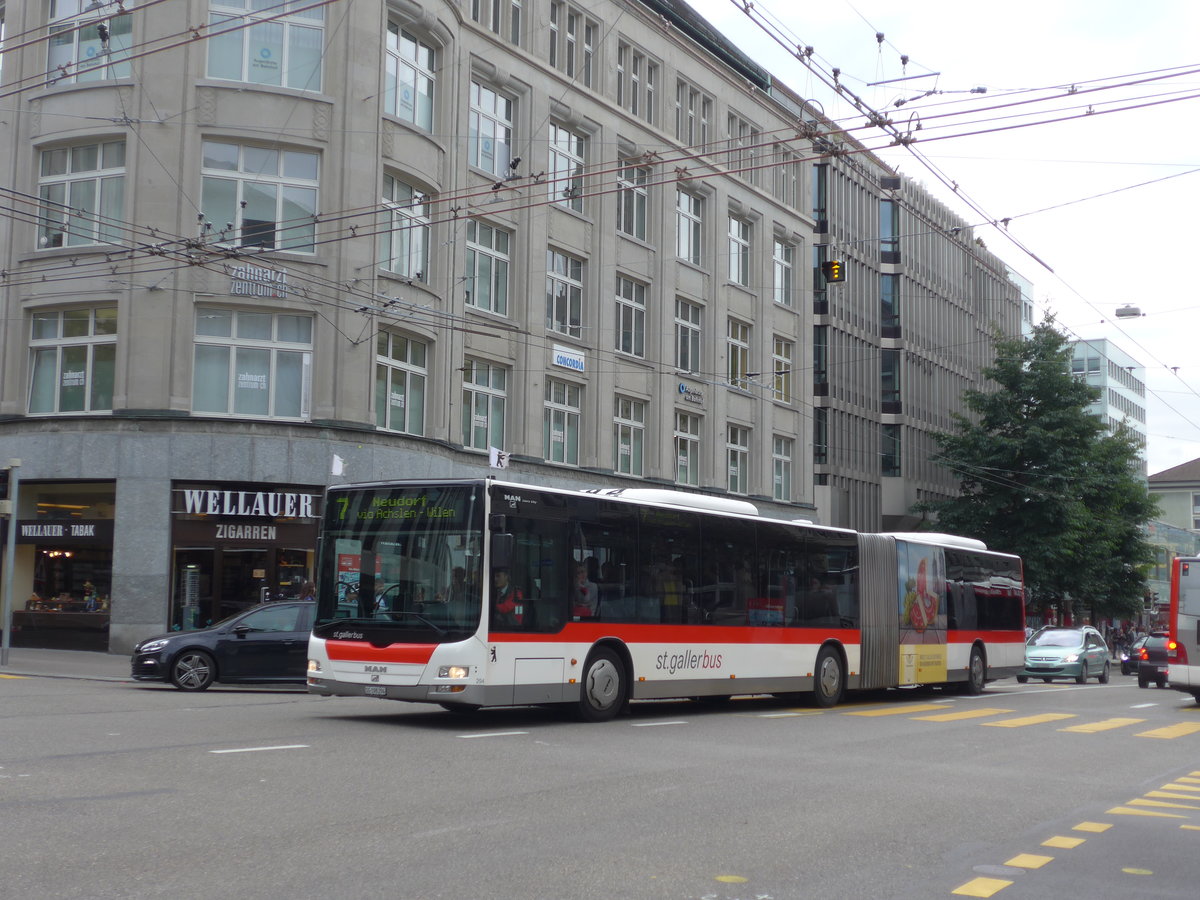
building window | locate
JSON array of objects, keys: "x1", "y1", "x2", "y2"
[
  {"x1": 200, "y1": 141, "x2": 318, "y2": 252},
  {"x1": 549, "y1": 1, "x2": 596, "y2": 87},
  {"x1": 675, "y1": 80, "x2": 711, "y2": 148},
  {"x1": 675, "y1": 412, "x2": 700, "y2": 487},
  {"x1": 379, "y1": 176, "x2": 428, "y2": 280},
  {"x1": 881, "y1": 273, "x2": 900, "y2": 330},
  {"x1": 772, "y1": 337, "x2": 793, "y2": 403},
  {"x1": 548, "y1": 123, "x2": 585, "y2": 211},
  {"x1": 676, "y1": 189, "x2": 703, "y2": 265},
  {"x1": 773, "y1": 436, "x2": 793, "y2": 502},
  {"x1": 615, "y1": 276, "x2": 646, "y2": 358},
  {"x1": 1192, "y1": 492, "x2": 1200, "y2": 530},
  {"x1": 772, "y1": 239, "x2": 795, "y2": 307},
  {"x1": 772, "y1": 149, "x2": 801, "y2": 209},
  {"x1": 469, "y1": 81, "x2": 513, "y2": 177},
  {"x1": 727, "y1": 425, "x2": 749, "y2": 494},
  {"x1": 880, "y1": 199, "x2": 900, "y2": 259},
  {"x1": 813, "y1": 164, "x2": 828, "y2": 228},
  {"x1": 613, "y1": 396, "x2": 645, "y2": 476},
  {"x1": 47, "y1": 0, "x2": 132, "y2": 84},
  {"x1": 464, "y1": 221, "x2": 510, "y2": 315},
  {"x1": 726, "y1": 112, "x2": 760, "y2": 185},
  {"x1": 727, "y1": 319, "x2": 751, "y2": 390},
  {"x1": 728, "y1": 215, "x2": 750, "y2": 286},
  {"x1": 385, "y1": 23, "x2": 435, "y2": 131},
  {"x1": 37, "y1": 141, "x2": 125, "y2": 249},
  {"x1": 813, "y1": 244, "x2": 829, "y2": 312},
  {"x1": 470, "y1": 0, "x2": 523, "y2": 45},
  {"x1": 675, "y1": 299, "x2": 701, "y2": 374},
  {"x1": 192, "y1": 307, "x2": 313, "y2": 420},
  {"x1": 207, "y1": 1, "x2": 324, "y2": 91},
  {"x1": 544, "y1": 379, "x2": 581, "y2": 465},
  {"x1": 616, "y1": 41, "x2": 656, "y2": 123},
  {"x1": 28, "y1": 307, "x2": 116, "y2": 414},
  {"x1": 813, "y1": 325, "x2": 828, "y2": 387},
  {"x1": 882, "y1": 423, "x2": 901, "y2": 476},
  {"x1": 881, "y1": 348, "x2": 901, "y2": 407},
  {"x1": 375, "y1": 333, "x2": 426, "y2": 435},
  {"x1": 813, "y1": 407, "x2": 828, "y2": 465},
  {"x1": 462, "y1": 359, "x2": 506, "y2": 451},
  {"x1": 546, "y1": 249, "x2": 584, "y2": 339},
  {"x1": 616, "y1": 161, "x2": 649, "y2": 241}
]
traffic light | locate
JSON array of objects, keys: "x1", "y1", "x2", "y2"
[{"x1": 821, "y1": 259, "x2": 845, "y2": 283}]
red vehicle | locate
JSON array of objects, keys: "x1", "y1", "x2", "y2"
[{"x1": 1167, "y1": 557, "x2": 1200, "y2": 703}]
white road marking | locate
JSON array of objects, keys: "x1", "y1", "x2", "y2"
[
  {"x1": 458, "y1": 731, "x2": 529, "y2": 739},
  {"x1": 209, "y1": 744, "x2": 309, "y2": 754},
  {"x1": 631, "y1": 720, "x2": 688, "y2": 727}
]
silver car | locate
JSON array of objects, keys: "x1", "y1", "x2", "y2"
[{"x1": 1017, "y1": 625, "x2": 1111, "y2": 684}]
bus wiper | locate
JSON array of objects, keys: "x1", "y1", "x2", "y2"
[{"x1": 385, "y1": 611, "x2": 446, "y2": 636}]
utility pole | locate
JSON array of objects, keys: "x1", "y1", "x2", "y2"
[{"x1": 1, "y1": 459, "x2": 20, "y2": 667}]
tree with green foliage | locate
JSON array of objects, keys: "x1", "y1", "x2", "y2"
[{"x1": 920, "y1": 319, "x2": 1158, "y2": 624}]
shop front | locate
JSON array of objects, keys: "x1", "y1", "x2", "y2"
[
  {"x1": 8, "y1": 482, "x2": 116, "y2": 651},
  {"x1": 169, "y1": 483, "x2": 321, "y2": 631}
]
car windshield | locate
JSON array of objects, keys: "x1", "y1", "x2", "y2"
[{"x1": 1030, "y1": 629, "x2": 1084, "y2": 648}]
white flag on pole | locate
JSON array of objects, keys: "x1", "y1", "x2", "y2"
[
  {"x1": 488, "y1": 447, "x2": 510, "y2": 469},
  {"x1": 331, "y1": 454, "x2": 345, "y2": 476}
]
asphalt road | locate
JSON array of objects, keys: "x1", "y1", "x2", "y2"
[{"x1": 2, "y1": 671, "x2": 1199, "y2": 900}]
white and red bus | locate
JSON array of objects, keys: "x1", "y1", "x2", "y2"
[
  {"x1": 306, "y1": 479, "x2": 1025, "y2": 719},
  {"x1": 1167, "y1": 556, "x2": 1200, "y2": 703}
]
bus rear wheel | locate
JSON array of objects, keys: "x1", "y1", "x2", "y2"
[
  {"x1": 813, "y1": 646, "x2": 844, "y2": 708},
  {"x1": 964, "y1": 646, "x2": 986, "y2": 695},
  {"x1": 577, "y1": 648, "x2": 626, "y2": 722}
]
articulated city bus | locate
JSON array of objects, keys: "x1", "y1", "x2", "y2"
[
  {"x1": 1167, "y1": 556, "x2": 1200, "y2": 703},
  {"x1": 306, "y1": 479, "x2": 1025, "y2": 719}
]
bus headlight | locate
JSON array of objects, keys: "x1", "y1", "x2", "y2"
[{"x1": 438, "y1": 665, "x2": 469, "y2": 679}]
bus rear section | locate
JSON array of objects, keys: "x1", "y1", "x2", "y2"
[{"x1": 1168, "y1": 556, "x2": 1200, "y2": 702}]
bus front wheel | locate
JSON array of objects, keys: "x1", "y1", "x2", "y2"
[
  {"x1": 577, "y1": 648, "x2": 627, "y2": 722},
  {"x1": 813, "y1": 647, "x2": 844, "y2": 708}
]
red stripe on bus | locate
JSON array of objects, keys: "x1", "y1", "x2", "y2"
[
  {"x1": 946, "y1": 630, "x2": 1026, "y2": 644},
  {"x1": 325, "y1": 641, "x2": 435, "y2": 663},
  {"x1": 486, "y1": 625, "x2": 862, "y2": 644}
]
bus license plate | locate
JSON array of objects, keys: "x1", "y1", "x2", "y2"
[{"x1": 364, "y1": 685, "x2": 387, "y2": 697}]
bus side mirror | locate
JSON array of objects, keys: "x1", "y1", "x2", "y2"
[{"x1": 491, "y1": 533, "x2": 514, "y2": 570}]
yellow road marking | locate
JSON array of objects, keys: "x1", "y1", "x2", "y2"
[
  {"x1": 1129, "y1": 798, "x2": 1200, "y2": 811},
  {"x1": 1123, "y1": 868, "x2": 1153, "y2": 875},
  {"x1": 952, "y1": 876, "x2": 1013, "y2": 897},
  {"x1": 1107, "y1": 806, "x2": 1187, "y2": 818},
  {"x1": 912, "y1": 707, "x2": 1013, "y2": 721},
  {"x1": 1146, "y1": 790, "x2": 1200, "y2": 801},
  {"x1": 1041, "y1": 835, "x2": 1085, "y2": 849},
  {"x1": 1182, "y1": 824, "x2": 1200, "y2": 831},
  {"x1": 1073, "y1": 822, "x2": 1111, "y2": 833},
  {"x1": 1162, "y1": 782, "x2": 1200, "y2": 793},
  {"x1": 0, "y1": 674, "x2": 27, "y2": 679},
  {"x1": 1059, "y1": 717, "x2": 1144, "y2": 733},
  {"x1": 843, "y1": 703, "x2": 946, "y2": 717},
  {"x1": 1176, "y1": 776, "x2": 1200, "y2": 784},
  {"x1": 1005, "y1": 853, "x2": 1053, "y2": 869},
  {"x1": 1137, "y1": 722, "x2": 1200, "y2": 739},
  {"x1": 983, "y1": 713, "x2": 1077, "y2": 728}
]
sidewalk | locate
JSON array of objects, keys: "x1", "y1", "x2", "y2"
[{"x1": 0, "y1": 647, "x2": 131, "y2": 682}]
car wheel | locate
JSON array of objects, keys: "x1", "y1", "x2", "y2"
[
  {"x1": 1042, "y1": 678, "x2": 1053, "y2": 683},
  {"x1": 1099, "y1": 661, "x2": 1110, "y2": 684},
  {"x1": 576, "y1": 648, "x2": 626, "y2": 722},
  {"x1": 171, "y1": 650, "x2": 216, "y2": 691},
  {"x1": 1016, "y1": 675, "x2": 1028, "y2": 684},
  {"x1": 1138, "y1": 672, "x2": 1150, "y2": 689},
  {"x1": 1121, "y1": 663, "x2": 1129, "y2": 676},
  {"x1": 813, "y1": 646, "x2": 845, "y2": 709},
  {"x1": 1157, "y1": 678, "x2": 1167, "y2": 689},
  {"x1": 964, "y1": 646, "x2": 986, "y2": 695},
  {"x1": 1075, "y1": 663, "x2": 1087, "y2": 685}
]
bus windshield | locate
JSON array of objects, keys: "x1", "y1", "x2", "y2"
[{"x1": 315, "y1": 484, "x2": 485, "y2": 638}]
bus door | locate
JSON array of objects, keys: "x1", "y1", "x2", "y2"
[{"x1": 1171, "y1": 557, "x2": 1200, "y2": 688}]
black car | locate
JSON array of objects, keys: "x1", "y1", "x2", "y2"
[
  {"x1": 131, "y1": 601, "x2": 314, "y2": 691},
  {"x1": 1121, "y1": 635, "x2": 1150, "y2": 676},
  {"x1": 1138, "y1": 634, "x2": 1170, "y2": 689}
]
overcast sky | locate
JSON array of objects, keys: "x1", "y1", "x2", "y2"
[{"x1": 685, "y1": 0, "x2": 1200, "y2": 475}]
